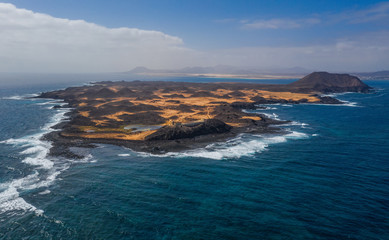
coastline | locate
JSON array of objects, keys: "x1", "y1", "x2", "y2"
[
  {"x1": 39, "y1": 93, "x2": 345, "y2": 159},
  {"x1": 35, "y1": 73, "x2": 371, "y2": 158},
  {"x1": 37, "y1": 93, "x2": 297, "y2": 158},
  {"x1": 1, "y1": 79, "x2": 386, "y2": 240},
  {"x1": 42, "y1": 112, "x2": 287, "y2": 158}
]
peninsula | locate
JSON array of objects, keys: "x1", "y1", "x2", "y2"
[{"x1": 38, "y1": 72, "x2": 371, "y2": 158}]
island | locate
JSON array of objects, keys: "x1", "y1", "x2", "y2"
[{"x1": 38, "y1": 72, "x2": 371, "y2": 158}]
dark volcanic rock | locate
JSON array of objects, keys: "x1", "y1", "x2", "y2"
[
  {"x1": 94, "y1": 88, "x2": 117, "y2": 98},
  {"x1": 230, "y1": 102, "x2": 256, "y2": 109},
  {"x1": 71, "y1": 115, "x2": 95, "y2": 126},
  {"x1": 317, "y1": 96, "x2": 343, "y2": 104},
  {"x1": 120, "y1": 112, "x2": 166, "y2": 125},
  {"x1": 145, "y1": 119, "x2": 232, "y2": 141},
  {"x1": 163, "y1": 94, "x2": 185, "y2": 98},
  {"x1": 174, "y1": 104, "x2": 195, "y2": 112},
  {"x1": 190, "y1": 91, "x2": 216, "y2": 97},
  {"x1": 35, "y1": 76, "x2": 372, "y2": 157},
  {"x1": 116, "y1": 88, "x2": 135, "y2": 97},
  {"x1": 229, "y1": 91, "x2": 246, "y2": 97},
  {"x1": 289, "y1": 72, "x2": 371, "y2": 93}
]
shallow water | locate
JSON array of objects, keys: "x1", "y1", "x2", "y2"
[{"x1": 0, "y1": 79, "x2": 388, "y2": 239}]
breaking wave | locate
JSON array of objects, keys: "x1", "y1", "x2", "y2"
[
  {"x1": 133, "y1": 131, "x2": 309, "y2": 160},
  {"x1": 258, "y1": 112, "x2": 281, "y2": 120},
  {"x1": 284, "y1": 121, "x2": 310, "y2": 129},
  {"x1": 127, "y1": 106, "x2": 312, "y2": 160},
  {"x1": 1, "y1": 93, "x2": 39, "y2": 100},
  {"x1": 0, "y1": 100, "x2": 92, "y2": 216},
  {"x1": 303, "y1": 101, "x2": 359, "y2": 107},
  {"x1": 339, "y1": 100, "x2": 359, "y2": 107},
  {"x1": 319, "y1": 92, "x2": 360, "y2": 107}
]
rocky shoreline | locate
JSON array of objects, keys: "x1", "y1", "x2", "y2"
[
  {"x1": 43, "y1": 107, "x2": 290, "y2": 158},
  {"x1": 43, "y1": 118, "x2": 285, "y2": 158},
  {"x1": 36, "y1": 72, "x2": 371, "y2": 158}
]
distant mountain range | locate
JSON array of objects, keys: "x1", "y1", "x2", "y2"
[
  {"x1": 126, "y1": 66, "x2": 389, "y2": 80},
  {"x1": 353, "y1": 71, "x2": 389, "y2": 80},
  {"x1": 126, "y1": 66, "x2": 311, "y2": 79}
]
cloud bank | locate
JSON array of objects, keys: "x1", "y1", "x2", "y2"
[
  {"x1": 0, "y1": 3, "x2": 388, "y2": 73},
  {"x1": 0, "y1": 3, "x2": 195, "y2": 72},
  {"x1": 208, "y1": 31, "x2": 389, "y2": 72}
]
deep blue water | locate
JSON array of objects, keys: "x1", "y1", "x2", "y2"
[{"x1": 0, "y1": 78, "x2": 388, "y2": 239}]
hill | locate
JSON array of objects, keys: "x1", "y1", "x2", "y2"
[{"x1": 289, "y1": 72, "x2": 371, "y2": 93}]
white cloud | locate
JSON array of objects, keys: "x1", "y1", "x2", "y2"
[
  {"x1": 0, "y1": 3, "x2": 388, "y2": 73},
  {"x1": 242, "y1": 2, "x2": 389, "y2": 30},
  {"x1": 205, "y1": 31, "x2": 389, "y2": 72},
  {"x1": 344, "y1": 1, "x2": 389, "y2": 24},
  {"x1": 242, "y1": 18, "x2": 320, "y2": 29},
  {"x1": 0, "y1": 3, "x2": 193, "y2": 72}
]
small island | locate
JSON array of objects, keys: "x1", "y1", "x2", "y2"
[{"x1": 38, "y1": 72, "x2": 371, "y2": 158}]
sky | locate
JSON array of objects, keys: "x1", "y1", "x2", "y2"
[{"x1": 0, "y1": 0, "x2": 389, "y2": 73}]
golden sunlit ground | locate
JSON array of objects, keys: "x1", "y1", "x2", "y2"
[{"x1": 55, "y1": 82, "x2": 320, "y2": 141}]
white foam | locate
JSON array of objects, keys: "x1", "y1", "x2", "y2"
[
  {"x1": 301, "y1": 101, "x2": 359, "y2": 107},
  {"x1": 258, "y1": 112, "x2": 281, "y2": 120},
  {"x1": 263, "y1": 106, "x2": 278, "y2": 110},
  {"x1": 301, "y1": 123, "x2": 309, "y2": 128},
  {"x1": 321, "y1": 92, "x2": 352, "y2": 98},
  {"x1": 284, "y1": 131, "x2": 309, "y2": 139},
  {"x1": 285, "y1": 121, "x2": 310, "y2": 128},
  {"x1": 136, "y1": 131, "x2": 309, "y2": 160},
  {"x1": 20, "y1": 145, "x2": 47, "y2": 155},
  {"x1": 0, "y1": 192, "x2": 40, "y2": 215},
  {"x1": 54, "y1": 219, "x2": 63, "y2": 224},
  {"x1": 35, "y1": 100, "x2": 66, "y2": 106},
  {"x1": 1, "y1": 93, "x2": 39, "y2": 100},
  {"x1": 252, "y1": 106, "x2": 279, "y2": 111},
  {"x1": 118, "y1": 154, "x2": 131, "y2": 157},
  {"x1": 35, "y1": 101, "x2": 56, "y2": 105},
  {"x1": 0, "y1": 99, "x2": 74, "y2": 216},
  {"x1": 259, "y1": 103, "x2": 293, "y2": 108},
  {"x1": 0, "y1": 173, "x2": 44, "y2": 215},
  {"x1": 0, "y1": 159, "x2": 71, "y2": 215},
  {"x1": 340, "y1": 100, "x2": 359, "y2": 107},
  {"x1": 22, "y1": 156, "x2": 54, "y2": 169},
  {"x1": 38, "y1": 190, "x2": 51, "y2": 195},
  {"x1": 68, "y1": 154, "x2": 94, "y2": 164},
  {"x1": 315, "y1": 92, "x2": 360, "y2": 107},
  {"x1": 6, "y1": 138, "x2": 51, "y2": 170}
]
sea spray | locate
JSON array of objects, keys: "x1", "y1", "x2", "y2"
[
  {"x1": 0, "y1": 99, "x2": 92, "y2": 216},
  {"x1": 128, "y1": 131, "x2": 309, "y2": 160}
]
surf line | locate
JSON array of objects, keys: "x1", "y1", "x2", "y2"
[{"x1": 0, "y1": 98, "x2": 74, "y2": 216}]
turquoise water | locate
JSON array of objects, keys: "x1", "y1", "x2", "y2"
[{"x1": 0, "y1": 79, "x2": 388, "y2": 239}]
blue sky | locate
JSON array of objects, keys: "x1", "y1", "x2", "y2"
[{"x1": 1, "y1": 0, "x2": 389, "y2": 72}]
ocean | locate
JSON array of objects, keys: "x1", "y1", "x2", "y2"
[{"x1": 0, "y1": 77, "x2": 388, "y2": 239}]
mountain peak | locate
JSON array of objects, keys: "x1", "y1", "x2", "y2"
[{"x1": 128, "y1": 66, "x2": 152, "y2": 74}]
